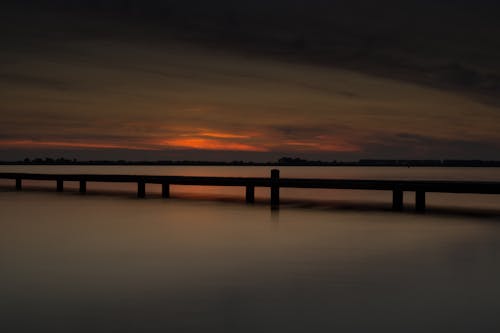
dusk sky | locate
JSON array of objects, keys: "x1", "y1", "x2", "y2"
[{"x1": 1, "y1": 0, "x2": 500, "y2": 161}]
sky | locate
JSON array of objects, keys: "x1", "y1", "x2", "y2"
[{"x1": 1, "y1": 0, "x2": 500, "y2": 161}]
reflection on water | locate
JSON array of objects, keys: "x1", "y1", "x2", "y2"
[{"x1": 1, "y1": 192, "x2": 500, "y2": 332}]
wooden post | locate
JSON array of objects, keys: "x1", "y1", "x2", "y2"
[
  {"x1": 79, "y1": 180, "x2": 87, "y2": 194},
  {"x1": 57, "y1": 179, "x2": 64, "y2": 192},
  {"x1": 392, "y1": 189, "x2": 403, "y2": 211},
  {"x1": 246, "y1": 185, "x2": 255, "y2": 203},
  {"x1": 137, "y1": 180, "x2": 146, "y2": 198},
  {"x1": 16, "y1": 178, "x2": 22, "y2": 191},
  {"x1": 271, "y1": 169, "x2": 280, "y2": 209},
  {"x1": 162, "y1": 183, "x2": 170, "y2": 198},
  {"x1": 416, "y1": 191, "x2": 426, "y2": 212}
]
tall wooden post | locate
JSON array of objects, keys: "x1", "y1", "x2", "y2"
[
  {"x1": 271, "y1": 169, "x2": 280, "y2": 210},
  {"x1": 162, "y1": 183, "x2": 170, "y2": 198},
  {"x1": 57, "y1": 178, "x2": 64, "y2": 192},
  {"x1": 137, "y1": 180, "x2": 146, "y2": 198},
  {"x1": 392, "y1": 189, "x2": 403, "y2": 211},
  {"x1": 246, "y1": 185, "x2": 255, "y2": 203},
  {"x1": 16, "y1": 178, "x2": 22, "y2": 191},
  {"x1": 79, "y1": 180, "x2": 87, "y2": 194},
  {"x1": 416, "y1": 191, "x2": 426, "y2": 212}
]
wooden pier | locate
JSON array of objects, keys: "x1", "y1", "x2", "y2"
[{"x1": 2, "y1": 170, "x2": 500, "y2": 212}]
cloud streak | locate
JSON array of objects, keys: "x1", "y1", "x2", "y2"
[
  {"x1": 1, "y1": 1, "x2": 500, "y2": 160},
  {"x1": 0, "y1": 140, "x2": 157, "y2": 151}
]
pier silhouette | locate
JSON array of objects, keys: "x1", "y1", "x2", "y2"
[{"x1": 2, "y1": 170, "x2": 500, "y2": 212}]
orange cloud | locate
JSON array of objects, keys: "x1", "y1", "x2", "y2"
[
  {"x1": 197, "y1": 131, "x2": 251, "y2": 139},
  {"x1": 0, "y1": 127, "x2": 359, "y2": 154},
  {"x1": 160, "y1": 138, "x2": 268, "y2": 151}
]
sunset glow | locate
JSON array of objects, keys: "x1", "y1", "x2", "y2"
[
  {"x1": 1, "y1": 1, "x2": 500, "y2": 162},
  {"x1": 0, "y1": 133, "x2": 363, "y2": 154},
  {"x1": 195, "y1": 131, "x2": 251, "y2": 139},
  {"x1": 160, "y1": 138, "x2": 268, "y2": 152}
]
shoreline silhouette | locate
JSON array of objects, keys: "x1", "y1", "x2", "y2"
[{"x1": 2, "y1": 158, "x2": 500, "y2": 167}]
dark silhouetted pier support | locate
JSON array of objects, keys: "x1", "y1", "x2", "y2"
[
  {"x1": 79, "y1": 180, "x2": 87, "y2": 194},
  {"x1": 162, "y1": 183, "x2": 170, "y2": 198},
  {"x1": 138, "y1": 180, "x2": 146, "y2": 198},
  {"x1": 271, "y1": 169, "x2": 280, "y2": 209},
  {"x1": 57, "y1": 179, "x2": 64, "y2": 192},
  {"x1": 246, "y1": 185, "x2": 255, "y2": 203},
  {"x1": 16, "y1": 178, "x2": 22, "y2": 191},
  {"x1": 393, "y1": 189, "x2": 403, "y2": 211},
  {"x1": 416, "y1": 191, "x2": 426, "y2": 212}
]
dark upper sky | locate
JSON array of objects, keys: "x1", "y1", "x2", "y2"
[{"x1": 1, "y1": 0, "x2": 500, "y2": 161}]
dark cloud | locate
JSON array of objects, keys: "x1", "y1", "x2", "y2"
[
  {"x1": 432, "y1": 63, "x2": 500, "y2": 100},
  {"x1": 0, "y1": 72, "x2": 75, "y2": 90},
  {"x1": 2, "y1": 1, "x2": 500, "y2": 105},
  {"x1": 2, "y1": 1, "x2": 500, "y2": 160},
  {"x1": 267, "y1": 124, "x2": 354, "y2": 139},
  {"x1": 361, "y1": 133, "x2": 500, "y2": 159}
]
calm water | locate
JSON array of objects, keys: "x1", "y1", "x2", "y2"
[{"x1": 1, "y1": 166, "x2": 500, "y2": 332}]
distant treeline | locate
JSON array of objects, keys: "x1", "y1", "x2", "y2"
[{"x1": 2, "y1": 157, "x2": 500, "y2": 167}]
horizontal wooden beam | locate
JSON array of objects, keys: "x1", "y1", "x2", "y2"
[{"x1": 1, "y1": 172, "x2": 500, "y2": 195}]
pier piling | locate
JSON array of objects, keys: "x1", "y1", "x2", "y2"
[
  {"x1": 137, "y1": 181, "x2": 146, "y2": 198},
  {"x1": 246, "y1": 185, "x2": 255, "y2": 203},
  {"x1": 416, "y1": 191, "x2": 426, "y2": 212},
  {"x1": 16, "y1": 178, "x2": 22, "y2": 191},
  {"x1": 57, "y1": 179, "x2": 64, "y2": 192},
  {"x1": 271, "y1": 169, "x2": 280, "y2": 209},
  {"x1": 162, "y1": 183, "x2": 170, "y2": 198},
  {"x1": 393, "y1": 189, "x2": 403, "y2": 211}
]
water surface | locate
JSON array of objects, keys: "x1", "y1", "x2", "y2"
[{"x1": 1, "y1": 166, "x2": 500, "y2": 332}]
